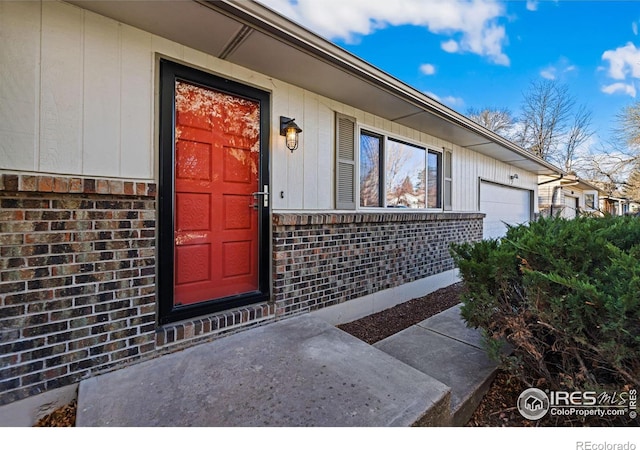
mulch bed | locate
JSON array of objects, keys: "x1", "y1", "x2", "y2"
[{"x1": 336, "y1": 283, "x2": 465, "y2": 344}]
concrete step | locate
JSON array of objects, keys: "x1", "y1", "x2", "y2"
[
  {"x1": 374, "y1": 305, "x2": 498, "y2": 426},
  {"x1": 76, "y1": 315, "x2": 452, "y2": 427}
]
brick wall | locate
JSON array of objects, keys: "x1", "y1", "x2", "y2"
[
  {"x1": 0, "y1": 173, "x2": 157, "y2": 406},
  {"x1": 0, "y1": 173, "x2": 483, "y2": 408},
  {"x1": 272, "y1": 212, "x2": 484, "y2": 315}
]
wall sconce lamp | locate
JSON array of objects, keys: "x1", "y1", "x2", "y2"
[
  {"x1": 510, "y1": 174, "x2": 519, "y2": 181},
  {"x1": 280, "y1": 116, "x2": 302, "y2": 152}
]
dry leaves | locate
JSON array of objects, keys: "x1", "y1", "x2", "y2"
[{"x1": 34, "y1": 400, "x2": 77, "y2": 427}]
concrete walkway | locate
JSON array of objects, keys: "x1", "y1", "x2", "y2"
[
  {"x1": 375, "y1": 305, "x2": 498, "y2": 426},
  {"x1": 76, "y1": 304, "x2": 497, "y2": 427}
]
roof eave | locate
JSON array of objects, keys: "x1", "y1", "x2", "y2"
[{"x1": 210, "y1": 0, "x2": 561, "y2": 176}]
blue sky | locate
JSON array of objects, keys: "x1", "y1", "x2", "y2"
[{"x1": 259, "y1": 0, "x2": 640, "y2": 153}]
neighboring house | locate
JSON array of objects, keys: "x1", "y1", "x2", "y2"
[
  {"x1": 0, "y1": 0, "x2": 561, "y2": 410},
  {"x1": 600, "y1": 194, "x2": 633, "y2": 216},
  {"x1": 538, "y1": 174, "x2": 603, "y2": 219}
]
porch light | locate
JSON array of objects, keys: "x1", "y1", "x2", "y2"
[{"x1": 280, "y1": 116, "x2": 302, "y2": 152}]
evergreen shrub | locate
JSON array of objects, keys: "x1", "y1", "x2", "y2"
[{"x1": 450, "y1": 215, "x2": 640, "y2": 391}]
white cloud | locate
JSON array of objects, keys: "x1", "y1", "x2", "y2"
[
  {"x1": 526, "y1": 0, "x2": 538, "y2": 11},
  {"x1": 420, "y1": 63, "x2": 436, "y2": 75},
  {"x1": 257, "y1": 0, "x2": 510, "y2": 65},
  {"x1": 441, "y1": 40, "x2": 460, "y2": 53},
  {"x1": 601, "y1": 82, "x2": 636, "y2": 97},
  {"x1": 601, "y1": 42, "x2": 640, "y2": 80},
  {"x1": 633, "y1": 21, "x2": 638, "y2": 36},
  {"x1": 540, "y1": 68, "x2": 556, "y2": 80},
  {"x1": 601, "y1": 42, "x2": 640, "y2": 97},
  {"x1": 539, "y1": 57, "x2": 576, "y2": 80},
  {"x1": 425, "y1": 91, "x2": 465, "y2": 108}
]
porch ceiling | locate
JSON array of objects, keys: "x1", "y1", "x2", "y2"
[{"x1": 69, "y1": 0, "x2": 561, "y2": 176}]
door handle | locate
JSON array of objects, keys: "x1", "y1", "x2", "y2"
[{"x1": 251, "y1": 185, "x2": 269, "y2": 207}]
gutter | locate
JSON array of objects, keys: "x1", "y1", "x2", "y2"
[{"x1": 538, "y1": 174, "x2": 565, "y2": 186}]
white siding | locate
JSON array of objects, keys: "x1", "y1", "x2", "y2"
[
  {"x1": 83, "y1": 11, "x2": 121, "y2": 176},
  {"x1": 39, "y1": 1, "x2": 83, "y2": 174},
  {"x1": 1, "y1": 1, "x2": 153, "y2": 179},
  {"x1": 285, "y1": 85, "x2": 305, "y2": 210},
  {"x1": 0, "y1": 1, "x2": 41, "y2": 171},
  {"x1": 452, "y1": 146, "x2": 538, "y2": 212},
  {"x1": 120, "y1": 25, "x2": 153, "y2": 179},
  {"x1": 1, "y1": 0, "x2": 539, "y2": 212}
]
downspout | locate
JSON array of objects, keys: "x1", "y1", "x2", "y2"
[
  {"x1": 538, "y1": 174, "x2": 564, "y2": 216},
  {"x1": 551, "y1": 186, "x2": 561, "y2": 216}
]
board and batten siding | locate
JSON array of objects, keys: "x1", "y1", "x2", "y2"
[
  {"x1": 0, "y1": 0, "x2": 538, "y2": 212},
  {"x1": 453, "y1": 145, "x2": 538, "y2": 213},
  {"x1": 0, "y1": 1, "x2": 152, "y2": 179}
]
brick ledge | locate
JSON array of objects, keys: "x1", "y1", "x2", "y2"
[
  {"x1": 0, "y1": 172, "x2": 156, "y2": 197},
  {"x1": 273, "y1": 211, "x2": 485, "y2": 226}
]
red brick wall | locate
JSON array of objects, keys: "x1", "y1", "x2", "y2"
[
  {"x1": 0, "y1": 174, "x2": 157, "y2": 406},
  {"x1": 272, "y1": 212, "x2": 484, "y2": 315}
]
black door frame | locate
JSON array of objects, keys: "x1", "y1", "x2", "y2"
[{"x1": 158, "y1": 59, "x2": 271, "y2": 325}]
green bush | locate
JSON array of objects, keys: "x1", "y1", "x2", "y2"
[{"x1": 451, "y1": 215, "x2": 640, "y2": 391}]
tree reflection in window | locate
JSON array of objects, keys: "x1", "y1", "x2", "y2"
[
  {"x1": 360, "y1": 132, "x2": 382, "y2": 207},
  {"x1": 428, "y1": 150, "x2": 442, "y2": 208},
  {"x1": 385, "y1": 139, "x2": 426, "y2": 208},
  {"x1": 585, "y1": 193, "x2": 595, "y2": 209}
]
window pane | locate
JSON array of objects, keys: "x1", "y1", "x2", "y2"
[
  {"x1": 385, "y1": 139, "x2": 426, "y2": 208},
  {"x1": 428, "y1": 150, "x2": 442, "y2": 208},
  {"x1": 360, "y1": 132, "x2": 381, "y2": 207},
  {"x1": 585, "y1": 194, "x2": 595, "y2": 209}
]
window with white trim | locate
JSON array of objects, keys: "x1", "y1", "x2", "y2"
[
  {"x1": 585, "y1": 193, "x2": 595, "y2": 209},
  {"x1": 335, "y1": 114, "x2": 452, "y2": 210}
]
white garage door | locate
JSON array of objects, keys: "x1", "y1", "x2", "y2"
[{"x1": 480, "y1": 182, "x2": 532, "y2": 239}]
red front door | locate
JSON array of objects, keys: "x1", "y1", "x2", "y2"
[{"x1": 173, "y1": 80, "x2": 261, "y2": 307}]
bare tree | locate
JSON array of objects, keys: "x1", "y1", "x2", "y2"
[
  {"x1": 622, "y1": 164, "x2": 640, "y2": 202},
  {"x1": 616, "y1": 101, "x2": 640, "y2": 149},
  {"x1": 466, "y1": 107, "x2": 515, "y2": 138},
  {"x1": 513, "y1": 79, "x2": 594, "y2": 174},
  {"x1": 583, "y1": 102, "x2": 640, "y2": 194},
  {"x1": 561, "y1": 104, "x2": 593, "y2": 173},
  {"x1": 581, "y1": 142, "x2": 637, "y2": 195}
]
